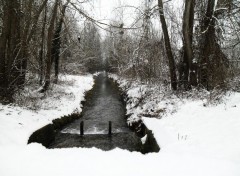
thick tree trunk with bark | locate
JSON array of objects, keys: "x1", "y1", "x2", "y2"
[
  {"x1": 158, "y1": 0, "x2": 177, "y2": 90},
  {"x1": 0, "y1": 0, "x2": 21, "y2": 100},
  {"x1": 40, "y1": 0, "x2": 59, "y2": 92},
  {"x1": 52, "y1": 2, "x2": 69, "y2": 84},
  {"x1": 199, "y1": 0, "x2": 229, "y2": 90},
  {"x1": 182, "y1": 0, "x2": 197, "y2": 89},
  {"x1": 39, "y1": 5, "x2": 47, "y2": 85},
  {"x1": 0, "y1": 1, "x2": 10, "y2": 94}
]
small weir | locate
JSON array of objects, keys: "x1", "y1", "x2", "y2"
[
  {"x1": 28, "y1": 72, "x2": 160, "y2": 153},
  {"x1": 60, "y1": 72, "x2": 129, "y2": 135}
]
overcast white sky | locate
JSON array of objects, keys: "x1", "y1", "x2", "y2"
[
  {"x1": 92, "y1": 0, "x2": 183, "y2": 23},
  {"x1": 75, "y1": 0, "x2": 144, "y2": 37},
  {"x1": 93, "y1": 0, "x2": 142, "y2": 22},
  {"x1": 76, "y1": 0, "x2": 183, "y2": 39}
]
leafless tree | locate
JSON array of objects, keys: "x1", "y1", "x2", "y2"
[{"x1": 158, "y1": 0, "x2": 177, "y2": 90}]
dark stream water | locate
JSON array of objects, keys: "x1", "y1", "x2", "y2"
[
  {"x1": 62, "y1": 72, "x2": 129, "y2": 134},
  {"x1": 50, "y1": 72, "x2": 142, "y2": 151}
]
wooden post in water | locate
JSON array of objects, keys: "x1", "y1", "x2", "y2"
[
  {"x1": 108, "y1": 121, "x2": 112, "y2": 135},
  {"x1": 80, "y1": 121, "x2": 84, "y2": 136}
]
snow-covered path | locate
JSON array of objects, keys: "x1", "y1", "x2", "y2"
[{"x1": 0, "y1": 74, "x2": 240, "y2": 176}]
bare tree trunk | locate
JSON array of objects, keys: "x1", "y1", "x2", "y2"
[
  {"x1": 18, "y1": 0, "x2": 49, "y2": 87},
  {"x1": 26, "y1": 0, "x2": 49, "y2": 43},
  {"x1": 7, "y1": 0, "x2": 21, "y2": 89},
  {"x1": 199, "y1": 0, "x2": 215, "y2": 89},
  {"x1": 40, "y1": 0, "x2": 59, "y2": 92},
  {"x1": 158, "y1": 0, "x2": 177, "y2": 90},
  {"x1": 39, "y1": 5, "x2": 47, "y2": 85},
  {"x1": 0, "y1": 0, "x2": 21, "y2": 101},
  {"x1": 199, "y1": 0, "x2": 229, "y2": 89},
  {"x1": 183, "y1": 0, "x2": 197, "y2": 89},
  {"x1": 52, "y1": 1, "x2": 69, "y2": 84},
  {"x1": 0, "y1": 1, "x2": 10, "y2": 97}
]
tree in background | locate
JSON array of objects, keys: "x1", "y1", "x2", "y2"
[
  {"x1": 52, "y1": 0, "x2": 70, "y2": 84},
  {"x1": 182, "y1": 0, "x2": 197, "y2": 89},
  {"x1": 158, "y1": 0, "x2": 177, "y2": 90},
  {"x1": 198, "y1": 0, "x2": 231, "y2": 90},
  {"x1": 40, "y1": 0, "x2": 59, "y2": 92},
  {"x1": 0, "y1": 0, "x2": 48, "y2": 101},
  {"x1": 80, "y1": 21, "x2": 103, "y2": 73},
  {"x1": 0, "y1": 0, "x2": 23, "y2": 100},
  {"x1": 1, "y1": 0, "x2": 240, "y2": 104}
]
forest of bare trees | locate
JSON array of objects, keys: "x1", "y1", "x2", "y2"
[
  {"x1": 104, "y1": 0, "x2": 240, "y2": 90},
  {"x1": 0, "y1": 0, "x2": 240, "y2": 103}
]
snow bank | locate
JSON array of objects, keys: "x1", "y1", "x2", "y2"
[
  {"x1": 144, "y1": 93, "x2": 240, "y2": 162},
  {"x1": 109, "y1": 74, "x2": 240, "y2": 175},
  {"x1": 0, "y1": 74, "x2": 94, "y2": 146}
]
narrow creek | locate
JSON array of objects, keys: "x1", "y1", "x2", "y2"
[
  {"x1": 62, "y1": 72, "x2": 129, "y2": 135},
  {"x1": 49, "y1": 72, "x2": 142, "y2": 152}
]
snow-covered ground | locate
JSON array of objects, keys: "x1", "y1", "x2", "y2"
[
  {"x1": 0, "y1": 74, "x2": 94, "y2": 146},
  {"x1": 110, "y1": 74, "x2": 240, "y2": 175},
  {"x1": 0, "y1": 73, "x2": 240, "y2": 176}
]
